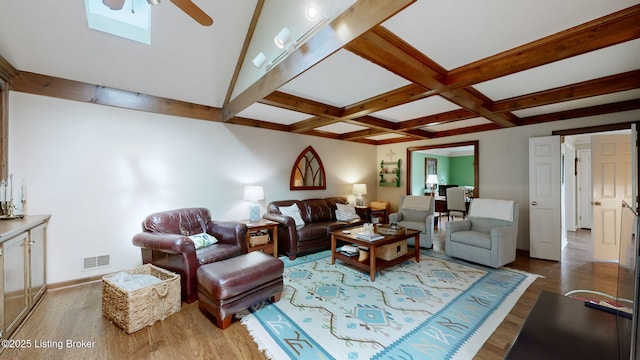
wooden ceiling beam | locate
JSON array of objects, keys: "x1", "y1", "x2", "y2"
[
  {"x1": 403, "y1": 128, "x2": 434, "y2": 139},
  {"x1": 519, "y1": 99, "x2": 640, "y2": 126},
  {"x1": 347, "y1": 26, "x2": 518, "y2": 128},
  {"x1": 223, "y1": 0, "x2": 265, "y2": 105},
  {"x1": 342, "y1": 83, "x2": 429, "y2": 119},
  {"x1": 10, "y1": 72, "x2": 222, "y2": 121},
  {"x1": 397, "y1": 109, "x2": 478, "y2": 131},
  {"x1": 346, "y1": 26, "x2": 446, "y2": 90},
  {"x1": 340, "y1": 128, "x2": 387, "y2": 141},
  {"x1": 447, "y1": 5, "x2": 640, "y2": 87},
  {"x1": 432, "y1": 123, "x2": 502, "y2": 138},
  {"x1": 0, "y1": 53, "x2": 18, "y2": 82},
  {"x1": 260, "y1": 91, "x2": 343, "y2": 119},
  {"x1": 439, "y1": 89, "x2": 518, "y2": 127},
  {"x1": 346, "y1": 115, "x2": 400, "y2": 132},
  {"x1": 225, "y1": 116, "x2": 292, "y2": 132},
  {"x1": 492, "y1": 70, "x2": 640, "y2": 112},
  {"x1": 222, "y1": 0, "x2": 416, "y2": 121},
  {"x1": 289, "y1": 116, "x2": 339, "y2": 133}
]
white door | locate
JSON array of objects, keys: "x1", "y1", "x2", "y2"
[
  {"x1": 564, "y1": 143, "x2": 576, "y2": 232},
  {"x1": 592, "y1": 134, "x2": 632, "y2": 261},
  {"x1": 529, "y1": 136, "x2": 562, "y2": 261},
  {"x1": 577, "y1": 149, "x2": 592, "y2": 229}
]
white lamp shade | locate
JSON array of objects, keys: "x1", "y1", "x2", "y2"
[
  {"x1": 426, "y1": 174, "x2": 438, "y2": 185},
  {"x1": 352, "y1": 184, "x2": 367, "y2": 195},
  {"x1": 243, "y1": 185, "x2": 264, "y2": 201}
]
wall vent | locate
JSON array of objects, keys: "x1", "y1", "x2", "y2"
[{"x1": 83, "y1": 255, "x2": 110, "y2": 271}]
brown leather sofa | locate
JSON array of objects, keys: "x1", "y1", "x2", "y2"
[
  {"x1": 263, "y1": 197, "x2": 370, "y2": 260},
  {"x1": 132, "y1": 208, "x2": 248, "y2": 303}
]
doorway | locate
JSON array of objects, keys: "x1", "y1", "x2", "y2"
[{"x1": 563, "y1": 130, "x2": 632, "y2": 261}]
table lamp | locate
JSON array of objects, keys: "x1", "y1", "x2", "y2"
[
  {"x1": 352, "y1": 183, "x2": 367, "y2": 206},
  {"x1": 243, "y1": 185, "x2": 264, "y2": 222}
]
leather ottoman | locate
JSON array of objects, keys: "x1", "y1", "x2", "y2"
[{"x1": 197, "y1": 251, "x2": 284, "y2": 329}]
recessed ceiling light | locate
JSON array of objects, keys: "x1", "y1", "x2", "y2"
[{"x1": 306, "y1": 6, "x2": 318, "y2": 21}]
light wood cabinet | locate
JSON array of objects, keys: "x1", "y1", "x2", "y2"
[{"x1": 0, "y1": 215, "x2": 50, "y2": 339}]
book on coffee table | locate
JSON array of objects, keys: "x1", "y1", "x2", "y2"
[{"x1": 355, "y1": 232, "x2": 384, "y2": 241}]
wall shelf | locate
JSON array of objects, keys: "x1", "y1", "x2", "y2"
[{"x1": 379, "y1": 159, "x2": 401, "y2": 187}]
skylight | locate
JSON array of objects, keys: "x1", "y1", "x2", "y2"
[{"x1": 85, "y1": 0, "x2": 152, "y2": 45}]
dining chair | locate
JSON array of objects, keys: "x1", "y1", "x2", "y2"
[{"x1": 446, "y1": 187, "x2": 467, "y2": 221}]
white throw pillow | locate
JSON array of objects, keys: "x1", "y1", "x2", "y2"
[
  {"x1": 336, "y1": 203, "x2": 360, "y2": 221},
  {"x1": 279, "y1": 204, "x2": 306, "y2": 226},
  {"x1": 188, "y1": 233, "x2": 218, "y2": 250}
]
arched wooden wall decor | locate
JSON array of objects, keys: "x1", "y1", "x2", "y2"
[{"x1": 290, "y1": 146, "x2": 326, "y2": 190}]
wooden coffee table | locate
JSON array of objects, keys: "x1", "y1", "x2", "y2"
[{"x1": 330, "y1": 226, "x2": 420, "y2": 281}]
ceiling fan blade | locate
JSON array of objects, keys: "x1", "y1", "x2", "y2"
[{"x1": 170, "y1": 0, "x2": 213, "y2": 26}]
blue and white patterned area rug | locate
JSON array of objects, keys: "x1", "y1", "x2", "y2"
[{"x1": 240, "y1": 250, "x2": 539, "y2": 360}]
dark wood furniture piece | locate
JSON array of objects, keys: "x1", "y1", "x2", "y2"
[
  {"x1": 434, "y1": 196, "x2": 471, "y2": 224},
  {"x1": 370, "y1": 207, "x2": 388, "y2": 223},
  {"x1": 241, "y1": 219, "x2": 278, "y2": 258},
  {"x1": 506, "y1": 290, "x2": 621, "y2": 359},
  {"x1": 330, "y1": 226, "x2": 420, "y2": 281},
  {"x1": 357, "y1": 205, "x2": 388, "y2": 224}
]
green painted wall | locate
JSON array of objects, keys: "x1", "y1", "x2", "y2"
[
  {"x1": 450, "y1": 156, "x2": 474, "y2": 186},
  {"x1": 411, "y1": 153, "x2": 474, "y2": 194}
]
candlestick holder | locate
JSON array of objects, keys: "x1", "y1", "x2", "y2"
[{"x1": 0, "y1": 199, "x2": 24, "y2": 219}]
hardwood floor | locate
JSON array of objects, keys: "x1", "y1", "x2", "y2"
[{"x1": 1, "y1": 226, "x2": 617, "y2": 360}]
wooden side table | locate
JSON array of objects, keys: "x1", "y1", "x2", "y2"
[
  {"x1": 369, "y1": 200, "x2": 390, "y2": 224},
  {"x1": 240, "y1": 219, "x2": 278, "y2": 258},
  {"x1": 370, "y1": 208, "x2": 388, "y2": 224}
]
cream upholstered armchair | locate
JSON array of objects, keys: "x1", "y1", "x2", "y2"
[
  {"x1": 388, "y1": 195, "x2": 435, "y2": 248},
  {"x1": 445, "y1": 198, "x2": 519, "y2": 268}
]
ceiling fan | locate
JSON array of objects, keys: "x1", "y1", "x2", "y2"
[{"x1": 102, "y1": 0, "x2": 213, "y2": 26}]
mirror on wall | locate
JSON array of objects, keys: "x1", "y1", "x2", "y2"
[
  {"x1": 406, "y1": 141, "x2": 479, "y2": 197},
  {"x1": 425, "y1": 158, "x2": 438, "y2": 195},
  {"x1": 290, "y1": 146, "x2": 326, "y2": 190},
  {"x1": 426, "y1": 158, "x2": 437, "y2": 175}
]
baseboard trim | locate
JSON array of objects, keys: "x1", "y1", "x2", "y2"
[{"x1": 47, "y1": 274, "x2": 104, "y2": 292}]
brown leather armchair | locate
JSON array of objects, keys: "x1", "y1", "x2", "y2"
[{"x1": 132, "y1": 208, "x2": 248, "y2": 303}]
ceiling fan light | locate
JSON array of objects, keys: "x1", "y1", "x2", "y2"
[
  {"x1": 274, "y1": 27, "x2": 291, "y2": 49},
  {"x1": 147, "y1": 0, "x2": 161, "y2": 5},
  {"x1": 103, "y1": 0, "x2": 125, "y2": 10}
]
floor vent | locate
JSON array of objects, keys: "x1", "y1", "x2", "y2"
[{"x1": 83, "y1": 255, "x2": 110, "y2": 271}]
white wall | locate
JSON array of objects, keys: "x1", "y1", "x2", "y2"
[
  {"x1": 377, "y1": 112, "x2": 640, "y2": 250},
  {"x1": 8, "y1": 92, "x2": 377, "y2": 284}
]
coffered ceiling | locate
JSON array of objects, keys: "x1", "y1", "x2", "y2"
[{"x1": 1, "y1": 1, "x2": 639, "y2": 144}]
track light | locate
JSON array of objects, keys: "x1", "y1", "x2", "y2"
[
  {"x1": 252, "y1": 52, "x2": 267, "y2": 68},
  {"x1": 274, "y1": 27, "x2": 291, "y2": 49},
  {"x1": 147, "y1": 0, "x2": 161, "y2": 5}
]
